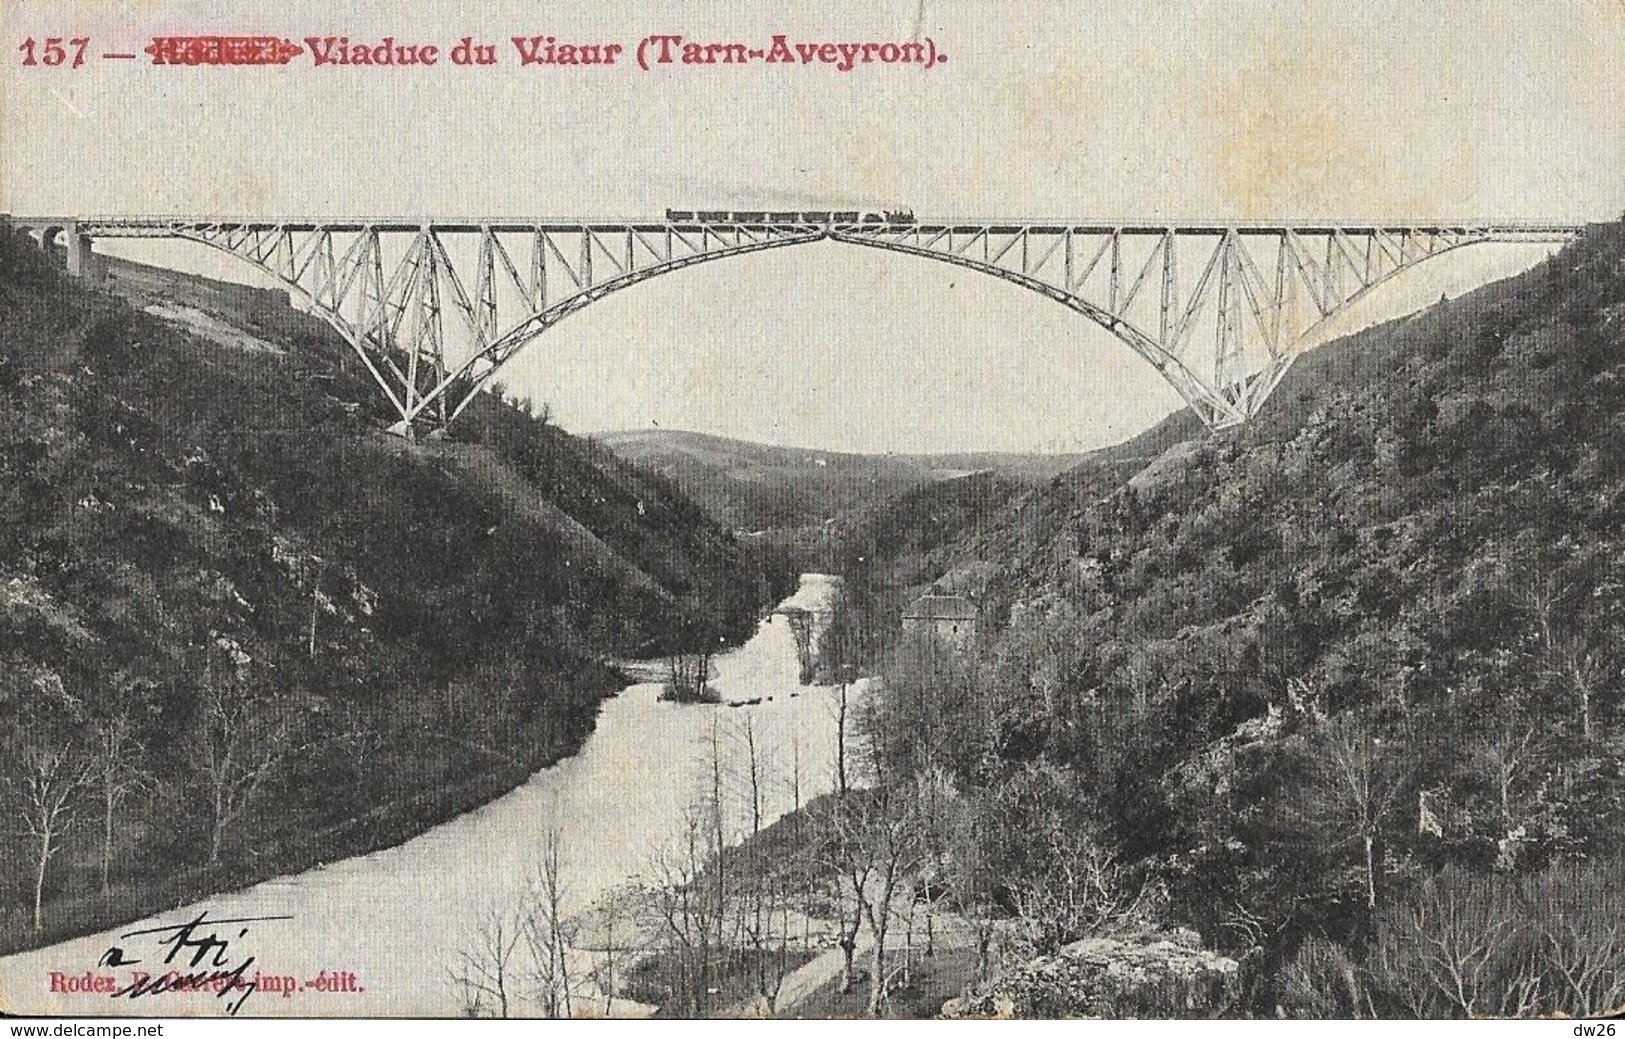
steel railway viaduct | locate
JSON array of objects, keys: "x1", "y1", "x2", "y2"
[{"x1": 8, "y1": 214, "x2": 1585, "y2": 437}]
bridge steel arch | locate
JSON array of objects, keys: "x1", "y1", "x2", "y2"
[{"x1": 24, "y1": 215, "x2": 1583, "y2": 436}]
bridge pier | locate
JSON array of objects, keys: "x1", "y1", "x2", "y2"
[
  {"x1": 14, "y1": 220, "x2": 105, "y2": 283},
  {"x1": 65, "y1": 226, "x2": 104, "y2": 283}
]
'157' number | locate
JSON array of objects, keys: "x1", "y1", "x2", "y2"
[{"x1": 18, "y1": 37, "x2": 91, "y2": 68}]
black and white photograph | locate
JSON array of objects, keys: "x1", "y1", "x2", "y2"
[{"x1": 0, "y1": 0, "x2": 1622, "y2": 1025}]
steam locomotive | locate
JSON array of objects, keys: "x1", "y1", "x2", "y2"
[{"x1": 664, "y1": 208, "x2": 916, "y2": 224}]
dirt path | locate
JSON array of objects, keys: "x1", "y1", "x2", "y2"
[
  {"x1": 771, "y1": 912, "x2": 979, "y2": 1016},
  {"x1": 773, "y1": 936, "x2": 871, "y2": 1013}
]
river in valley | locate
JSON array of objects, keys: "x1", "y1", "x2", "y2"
[{"x1": 0, "y1": 574, "x2": 861, "y2": 1017}]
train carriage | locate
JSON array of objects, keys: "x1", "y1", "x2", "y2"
[{"x1": 662, "y1": 207, "x2": 917, "y2": 224}]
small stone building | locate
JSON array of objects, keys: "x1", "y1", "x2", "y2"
[{"x1": 901, "y1": 593, "x2": 978, "y2": 646}]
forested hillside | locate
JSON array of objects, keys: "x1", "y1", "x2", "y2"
[
  {"x1": 0, "y1": 227, "x2": 788, "y2": 953},
  {"x1": 598, "y1": 427, "x2": 1080, "y2": 531},
  {"x1": 830, "y1": 222, "x2": 1625, "y2": 1016}
]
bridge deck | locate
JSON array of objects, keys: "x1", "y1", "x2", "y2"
[{"x1": 4, "y1": 215, "x2": 1591, "y2": 239}]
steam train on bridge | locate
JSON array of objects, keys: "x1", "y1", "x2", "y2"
[{"x1": 664, "y1": 208, "x2": 916, "y2": 224}]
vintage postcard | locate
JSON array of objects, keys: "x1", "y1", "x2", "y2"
[{"x1": 1, "y1": 0, "x2": 1623, "y2": 1025}]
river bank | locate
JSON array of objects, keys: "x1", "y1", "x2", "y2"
[
  {"x1": 0, "y1": 574, "x2": 855, "y2": 1018},
  {"x1": 0, "y1": 660, "x2": 619, "y2": 962}
]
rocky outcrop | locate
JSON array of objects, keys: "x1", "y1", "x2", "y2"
[
  {"x1": 983, "y1": 928, "x2": 1240, "y2": 1018},
  {"x1": 940, "y1": 990, "x2": 1015, "y2": 1019}
]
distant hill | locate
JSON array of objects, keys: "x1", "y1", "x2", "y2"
[
  {"x1": 0, "y1": 228, "x2": 790, "y2": 953},
  {"x1": 595, "y1": 427, "x2": 1082, "y2": 530}
]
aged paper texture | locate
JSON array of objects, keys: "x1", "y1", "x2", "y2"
[{"x1": 1, "y1": 0, "x2": 1623, "y2": 1023}]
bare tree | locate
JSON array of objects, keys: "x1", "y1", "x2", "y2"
[
  {"x1": 1295, "y1": 711, "x2": 1412, "y2": 912},
  {"x1": 639, "y1": 807, "x2": 718, "y2": 1016},
  {"x1": 941, "y1": 790, "x2": 1002, "y2": 981},
  {"x1": 449, "y1": 905, "x2": 525, "y2": 1018},
  {"x1": 1368, "y1": 868, "x2": 1542, "y2": 1019},
  {"x1": 856, "y1": 784, "x2": 928, "y2": 1016},
  {"x1": 733, "y1": 715, "x2": 774, "y2": 1003},
  {"x1": 788, "y1": 731, "x2": 820, "y2": 954},
  {"x1": 818, "y1": 779, "x2": 928, "y2": 1016},
  {"x1": 726, "y1": 795, "x2": 807, "y2": 1014},
  {"x1": 1007, "y1": 827, "x2": 1153, "y2": 954},
  {"x1": 1522, "y1": 569, "x2": 1616, "y2": 743},
  {"x1": 586, "y1": 886, "x2": 634, "y2": 1017},
  {"x1": 1468, "y1": 724, "x2": 1538, "y2": 845},
  {"x1": 706, "y1": 716, "x2": 728, "y2": 966},
  {"x1": 814, "y1": 798, "x2": 874, "y2": 995},
  {"x1": 270, "y1": 538, "x2": 335, "y2": 662},
  {"x1": 1540, "y1": 906, "x2": 1625, "y2": 1017},
  {"x1": 91, "y1": 709, "x2": 153, "y2": 895},
  {"x1": 783, "y1": 606, "x2": 816, "y2": 685},
  {"x1": 662, "y1": 652, "x2": 716, "y2": 703},
  {"x1": 5, "y1": 737, "x2": 93, "y2": 931},
  {"x1": 835, "y1": 680, "x2": 851, "y2": 796},
  {"x1": 1362, "y1": 864, "x2": 1625, "y2": 1019},
  {"x1": 818, "y1": 593, "x2": 864, "y2": 794},
  {"x1": 520, "y1": 830, "x2": 575, "y2": 1018},
  {"x1": 195, "y1": 662, "x2": 298, "y2": 864},
  {"x1": 1280, "y1": 935, "x2": 1375, "y2": 1018},
  {"x1": 1529, "y1": 864, "x2": 1625, "y2": 1018}
]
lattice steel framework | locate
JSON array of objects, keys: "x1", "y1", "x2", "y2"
[{"x1": 44, "y1": 216, "x2": 1584, "y2": 435}]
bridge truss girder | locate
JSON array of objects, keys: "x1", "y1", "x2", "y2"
[
  {"x1": 62, "y1": 217, "x2": 1581, "y2": 436},
  {"x1": 171, "y1": 220, "x2": 827, "y2": 434},
  {"x1": 831, "y1": 222, "x2": 1577, "y2": 426}
]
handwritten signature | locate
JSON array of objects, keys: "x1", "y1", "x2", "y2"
[{"x1": 97, "y1": 910, "x2": 292, "y2": 1015}]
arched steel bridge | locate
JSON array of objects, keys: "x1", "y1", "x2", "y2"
[{"x1": 9, "y1": 214, "x2": 1584, "y2": 436}]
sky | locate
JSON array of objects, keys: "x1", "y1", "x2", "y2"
[{"x1": 2, "y1": 0, "x2": 1622, "y2": 453}]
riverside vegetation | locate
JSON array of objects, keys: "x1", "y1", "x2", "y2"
[
  {"x1": 0, "y1": 226, "x2": 793, "y2": 954},
  {"x1": 601, "y1": 222, "x2": 1625, "y2": 1018}
]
